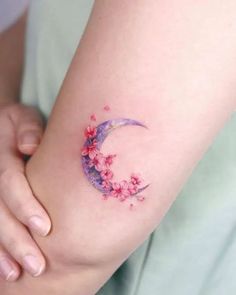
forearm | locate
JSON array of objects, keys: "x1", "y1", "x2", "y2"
[
  {"x1": 0, "y1": 11, "x2": 27, "y2": 106},
  {"x1": 3, "y1": 0, "x2": 236, "y2": 294},
  {"x1": 1, "y1": 266, "x2": 111, "y2": 295}
]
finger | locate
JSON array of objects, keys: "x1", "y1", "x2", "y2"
[
  {"x1": 14, "y1": 106, "x2": 44, "y2": 155},
  {"x1": 0, "y1": 168, "x2": 51, "y2": 237},
  {"x1": 0, "y1": 245, "x2": 20, "y2": 282},
  {"x1": 0, "y1": 201, "x2": 46, "y2": 277},
  {"x1": 0, "y1": 120, "x2": 51, "y2": 237}
]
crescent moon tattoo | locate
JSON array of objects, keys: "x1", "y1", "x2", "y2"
[{"x1": 81, "y1": 114, "x2": 150, "y2": 205}]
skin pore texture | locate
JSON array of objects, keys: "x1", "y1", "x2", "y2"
[{"x1": 2, "y1": 0, "x2": 236, "y2": 294}]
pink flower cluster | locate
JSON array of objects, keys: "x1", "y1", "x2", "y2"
[
  {"x1": 103, "y1": 174, "x2": 145, "y2": 203},
  {"x1": 81, "y1": 125, "x2": 144, "y2": 203},
  {"x1": 109, "y1": 175, "x2": 143, "y2": 202}
]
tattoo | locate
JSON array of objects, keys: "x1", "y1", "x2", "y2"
[
  {"x1": 103, "y1": 105, "x2": 111, "y2": 112},
  {"x1": 81, "y1": 105, "x2": 149, "y2": 208},
  {"x1": 90, "y1": 113, "x2": 97, "y2": 121}
]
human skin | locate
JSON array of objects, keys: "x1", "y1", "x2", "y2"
[
  {"x1": 2, "y1": 0, "x2": 236, "y2": 294},
  {"x1": 0, "y1": 11, "x2": 26, "y2": 107},
  {"x1": 0, "y1": 12, "x2": 51, "y2": 280}
]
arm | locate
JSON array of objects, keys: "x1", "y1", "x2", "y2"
[
  {"x1": 4, "y1": 0, "x2": 236, "y2": 293},
  {"x1": 0, "y1": 12, "x2": 51, "y2": 281},
  {"x1": 0, "y1": 11, "x2": 26, "y2": 106}
]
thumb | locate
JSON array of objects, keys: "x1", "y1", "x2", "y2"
[
  {"x1": 15, "y1": 106, "x2": 44, "y2": 155},
  {"x1": 18, "y1": 130, "x2": 42, "y2": 155}
]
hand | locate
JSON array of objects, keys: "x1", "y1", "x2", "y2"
[{"x1": 0, "y1": 103, "x2": 51, "y2": 281}]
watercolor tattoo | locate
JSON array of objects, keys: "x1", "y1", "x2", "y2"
[{"x1": 81, "y1": 105, "x2": 150, "y2": 208}]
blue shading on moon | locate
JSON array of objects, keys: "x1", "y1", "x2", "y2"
[{"x1": 81, "y1": 118, "x2": 150, "y2": 196}]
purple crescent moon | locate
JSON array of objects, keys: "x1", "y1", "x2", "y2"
[{"x1": 81, "y1": 118, "x2": 150, "y2": 196}]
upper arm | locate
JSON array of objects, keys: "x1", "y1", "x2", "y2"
[{"x1": 28, "y1": 0, "x2": 236, "y2": 267}]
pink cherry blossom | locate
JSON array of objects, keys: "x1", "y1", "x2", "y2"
[
  {"x1": 111, "y1": 180, "x2": 131, "y2": 199},
  {"x1": 88, "y1": 152, "x2": 105, "y2": 171},
  {"x1": 128, "y1": 182, "x2": 138, "y2": 195},
  {"x1": 100, "y1": 169, "x2": 113, "y2": 181},
  {"x1": 102, "y1": 180, "x2": 112, "y2": 190},
  {"x1": 130, "y1": 173, "x2": 142, "y2": 186},
  {"x1": 84, "y1": 125, "x2": 97, "y2": 138},
  {"x1": 81, "y1": 139, "x2": 98, "y2": 159},
  {"x1": 90, "y1": 114, "x2": 97, "y2": 121},
  {"x1": 104, "y1": 154, "x2": 116, "y2": 167}
]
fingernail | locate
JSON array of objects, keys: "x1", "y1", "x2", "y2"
[
  {"x1": 0, "y1": 258, "x2": 17, "y2": 281},
  {"x1": 20, "y1": 131, "x2": 40, "y2": 146},
  {"x1": 28, "y1": 215, "x2": 51, "y2": 237},
  {"x1": 22, "y1": 255, "x2": 44, "y2": 277}
]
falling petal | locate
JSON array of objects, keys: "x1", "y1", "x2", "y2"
[
  {"x1": 90, "y1": 114, "x2": 97, "y2": 121},
  {"x1": 103, "y1": 105, "x2": 111, "y2": 112}
]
